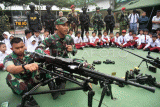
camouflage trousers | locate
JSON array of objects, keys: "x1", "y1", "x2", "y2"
[
  {"x1": 94, "y1": 24, "x2": 102, "y2": 34},
  {"x1": 6, "y1": 70, "x2": 51, "y2": 95},
  {"x1": 119, "y1": 25, "x2": 127, "y2": 35},
  {"x1": 70, "y1": 23, "x2": 78, "y2": 33}
]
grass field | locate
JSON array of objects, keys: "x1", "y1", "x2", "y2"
[{"x1": 0, "y1": 48, "x2": 160, "y2": 107}]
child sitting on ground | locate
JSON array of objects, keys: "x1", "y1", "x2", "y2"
[
  {"x1": 95, "y1": 33, "x2": 106, "y2": 49},
  {"x1": 74, "y1": 31, "x2": 86, "y2": 49},
  {"x1": 90, "y1": 32, "x2": 98, "y2": 47},
  {"x1": 0, "y1": 42, "x2": 8, "y2": 70},
  {"x1": 114, "y1": 32, "x2": 120, "y2": 47},
  {"x1": 102, "y1": 30, "x2": 110, "y2": 47}
]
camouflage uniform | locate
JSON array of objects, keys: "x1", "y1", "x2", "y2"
[
  {"x1": 0, "y1": 7, "x2": 10, "y2": 41},
  {"x1": 36, "y1": 17, "x2": 77, "y2": 58},
  {"x1": 67, "y1": 11, "x2": 79, "y2": 33},
  {"x1": 3, "y1": 51, "x2": 50, "y2": 95},
  {"x1": 91, "y1": 12, "x2": 103, "y2": 34},
  {"x1": 118, "y1": 12, "x2": 128, "y2": 35}
]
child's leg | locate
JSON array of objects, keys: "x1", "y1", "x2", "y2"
[
  {"x1": 137, "y1": 43, "x2": 145, "y2": 49},
  {"x1": 115, "y1": 42, "x2": 119, "y2": 46},
  {"x1": 0, "y1": 63, "x2": 4, "y2": 70},
  {"x1": 75, "y1": 44, "x2": 82, "y2": 49},
  {"x1": 88, "y1": 43, "x2": 96, "y2": 47},
  {"x1": 122, "y1": 43, "x2": 130, "y2": 48},
  {"x1": 150, "y1": 47, "x2": 160, "y2": 52}
]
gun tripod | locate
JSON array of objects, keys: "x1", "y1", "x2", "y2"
[{"x1": 18, "y1": 65, "x2": 95, "y2": 107}]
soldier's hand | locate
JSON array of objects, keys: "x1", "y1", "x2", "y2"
[
  {"x1": 66, "y1": 45, "x2": 73, "y2": 52},
  {"x1": 24, "y1": 63, "x2": 39, "y2": 72}
]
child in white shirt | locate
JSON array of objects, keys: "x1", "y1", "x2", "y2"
[
  {"x1": 2, "y1": 31, "x2": 12, "y2": 54},
  {"x1": 0, "y1": 42, "x2": 8, "y2": 70}
]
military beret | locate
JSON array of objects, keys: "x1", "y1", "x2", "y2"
[
  {"x1": 121, "y1": 7, "x2": 126, "y2": 10},
  {"x1": 70, "y1": 5, "x2": 75, "y2": 9}
]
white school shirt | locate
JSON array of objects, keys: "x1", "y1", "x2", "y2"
[
  {"x1": 22, "y1": 36, "x2": 32, "y2": 49},
  {"x1": 156, "y1": 39, "x2": 160, "y2": 47},
  {"x1": 33, "y1": 35, "x2": 42, "y2": 47},
  {"x1": 0, "y1": 51, "x2": 8, "y2": 63},
  {"x1": 144, "y1": 39, "x2": 159, "y2": 48},
  {"x1": 74, "y1": 37, "x2": 83, "y2": 44},
  {"x1": 97, "y1": 37, "x2": 106, "y2": 42},
  {"x1": 128, "y1": 13, "x2": 139, "y2": 23},
  {"x1": 118, "y1": 35, "x2": 127, "y2": 45},
  {"x1": 114, "y1": 36, "x2": 119, "y2": 43},
  {"x1": 90, "y1": 36, "x2": 98, "y2": 43},
  {"x1": 102, "y1": 35, "x2": 110, "y2": 42},
  {"x1": 137, "y1": 34, "x2": 144, "y2": 38},
  {"x1": 83, "y1": 36, "x2": 90, "y2": 43},
  {"x1": 152, "y1": 15, "x2": 160, "y2": 30},
  {"x1": 138, "y1": 35, "x2": 150, "y2": 45},
  {"x1": 125, "y1": 33, "x2": 132, "y2": 42}
]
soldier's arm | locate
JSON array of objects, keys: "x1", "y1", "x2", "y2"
[
  {"x1": 35, "y1": 37, "x2": 52, "y2": 54},
  {"x1": 3, "y1": 56, "x2": 38, "y2": 74}
]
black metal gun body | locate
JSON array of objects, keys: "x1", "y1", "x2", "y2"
[
  {"x1": 34, "y1": 52, "x2": 155, "y2": 93},
  {"x1": 120, "y1": 48, "x2": 160, "y2": 69}
]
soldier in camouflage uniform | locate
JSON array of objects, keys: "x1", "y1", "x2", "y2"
[
  {"x1": 67, "y1": 5, "x2": 79, "y2": 33},
  {"x1": 0, "y1": 7, "x2": 10, "y2": 41},
  {"x1": 3, "y1": 38, "x2": 52, "y2": 106},
  {"x1": 118, "y1": 7, "x2": 128, "y2": 35},
  {"x1": 37, "y1": 17, "x2": 77, "y2": 58},
  {"x1": 91, "y1": 7, "x2": 104, "y2": 34}
]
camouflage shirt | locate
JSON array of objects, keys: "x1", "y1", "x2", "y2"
[
  {"x1": 37, "y1": 33, "x2": 77, "y2": 58},
  {"x1": 3, "y1": 51, "x2": 36, "y2": 80},
  {"x1": 91, "y1": 12, "x2": 103, "y2": 23},
  {"x1": 118, "y1": 12, "x2": 128, "y2": 25}
]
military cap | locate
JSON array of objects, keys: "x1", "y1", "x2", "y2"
[
  {"x1": 29, "y1": 2, "x2": 35, "y2": 8},
  {"x1": 55, "y1": 17, "x2": 68, "y2": 25},
  {"x1": 96, "y1": 7, "x2": 100, "y2": 10}
]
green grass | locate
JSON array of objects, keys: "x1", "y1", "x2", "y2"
[{"x1": 0, "y1": 48, "x2": 160, "y2": 107}]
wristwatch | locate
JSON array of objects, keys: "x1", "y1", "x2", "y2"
[{"x1": 22, "y1": 64, "x2": 27, "y2": 73}]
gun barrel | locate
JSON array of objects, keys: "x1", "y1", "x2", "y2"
[
  {"x1": 81, "y1": 67, "x2": 155, "y2": 93},
  {"x1": 121, "y1": 48, "x2": 147, "y2": 60}
]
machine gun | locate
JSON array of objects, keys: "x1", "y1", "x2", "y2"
[
  {"x1": 120, "y1": 48, "x2": 160, "y2": 72},
  {"x1": 18, "y1": 52, "x2": 155, "y2": 107}
]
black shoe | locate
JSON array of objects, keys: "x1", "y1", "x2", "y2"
[
  {"x1": 100, "y1": 45, "x2": 103, "y2": 48},
  {"x1": 105, "y1": 45, "x2": 109, "y2": 48},
  {"x1": 97, "y1": 46, "x2": 100, "y2": 49},
  {"x1": 111, "y1": 44, "x2": 115, "y2": 47},
  {"x1": 131, "y1": 46, "x2": 134, "y2": 50},
  {"x1": 80, "y1": 47, "x2": 83, "y2": 50},
  {"x1": 48, "y1": 81, "x2": 60, "y2": 99},
  {"x1": 17, "y1": 96, "x2": 39, "y2": 107}
]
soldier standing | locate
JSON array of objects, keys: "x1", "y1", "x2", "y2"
[
  {"x1": 0, "y1": 7, "x2": 10, "y2": 41},
  {"x1": 27, "y1": 3, "x2": 42, "y2": 34},
  {"x1": 43, "y1": 5, "x2": 56, "y2": 34},
  {"x1": 79, "y1": 7, "x2": 90, "y2": 39},
  {"x1": 118, "y1": 7, "x2": 128, "y2": 35},
  {"x1": 91, "y1": 7, "x2": 104, "y2": 34},
  {"x1": 67, "y1": 5, "x2": 79, "y2": 33},
  {"x1": 104, "y1": 8, "x2": 115, "y2": 33}
]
